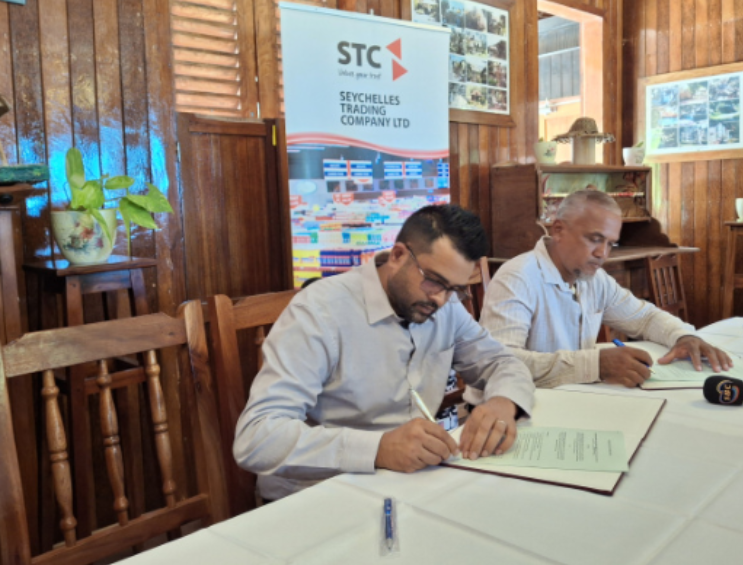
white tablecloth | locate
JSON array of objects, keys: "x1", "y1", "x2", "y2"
[{"x1": 121, "y1": 321, "x2": 743, "y2": 565}]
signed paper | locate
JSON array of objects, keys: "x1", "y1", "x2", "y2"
[
  {"x1": 450, "y1": 427, "x2": 628, "y2": 472},
  {"x1": 595, "y1": 341, "x2": 743, "y2": 389}
]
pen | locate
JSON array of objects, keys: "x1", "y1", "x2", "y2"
[
  {"x1": 612, "y1": 338, "x2": 654, "y2": 373},
  {"x1": 384, "y1": 498, "x2": 394, "y2": 550},
  {"x1": 410, "y1": 389, "x2": 437, "y2": 423}
]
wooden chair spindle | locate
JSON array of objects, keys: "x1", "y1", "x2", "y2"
[
  {"x1": 144, "y1": 349, "x2": 177, "y2": 507},
  {"x1": 96, "y1": 360, "x2": 130, "y2": 526},
  {"x1": 41, "y1": 369, "x2": 77, "y2": 547}
]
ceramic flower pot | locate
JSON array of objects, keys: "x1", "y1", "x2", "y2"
[
  {"x1": 622, "y1": 147, "x2": 645, "y2": 166},
  {"x1": 534, "y1": 141, "x2": 558, "y2": 164},
  {"x1": 51, "y1": 209, "x2": 118, "y2": 265}
]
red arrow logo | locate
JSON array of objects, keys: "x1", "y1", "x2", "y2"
[
  {"x1": 386, "y1": 39, "x2": 402, "y2": 59},
  {"x1": 392, "y1": 59, "x2": 408, "y2": 81}
]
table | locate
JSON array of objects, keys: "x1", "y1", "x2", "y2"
[{"x1": 120, "y1": 321, "x2": 743, "y2": 565}]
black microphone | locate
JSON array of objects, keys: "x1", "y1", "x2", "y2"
[{"x1": 703, "y1": 376, "x2": 743, "y2": 406}]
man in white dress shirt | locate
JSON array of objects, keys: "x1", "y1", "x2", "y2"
[
  {"x1": 234, "y1": 205, "x2": 535, "y2": 501},
  {"x1": 479, "y1": 189, "x2": 731, "y2": 389}
]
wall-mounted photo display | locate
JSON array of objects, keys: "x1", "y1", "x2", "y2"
[
  {"x1": 641, "y1": 62, "x2": 743, "y2": 162},
  {"x1": 413, "y1": 0, "x2": 509, "y2": 117}
]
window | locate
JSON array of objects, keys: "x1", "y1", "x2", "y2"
[
  {"x1": 537, "y1": 1, "x2": 604, "y2": 163},
  {"x1": 170, "y1": 0, "x2": 251, "y2": 117}
]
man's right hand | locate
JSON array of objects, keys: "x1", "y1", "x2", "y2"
[
  {"x1": 375, "y1": 419, "x2": 460, "y2": 473},
  {"x1": 599, "y1": 347, "x2": 653, "y2": 387}
]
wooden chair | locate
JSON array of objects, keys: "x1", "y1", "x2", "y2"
[
  {"x1": 646, "y1": 253, "x2": 689, "y2": 322},
  {"x1": 441, "y1": 257, "x2": 492, "y2": 412},
  {"x1": 206, "y1": 290, "x2": 298, "y2": 516},
  {"x1": 0, "y1": 301, "x2": 229, "y2": 565},
  {"x1": 462, "y1": 257, "x2": 492, "y2": 321}
]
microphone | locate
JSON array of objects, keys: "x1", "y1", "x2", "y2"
[{"x1": 703, "y1": 376, "x2": 743, "y2": 406}]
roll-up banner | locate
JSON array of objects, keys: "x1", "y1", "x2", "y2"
[{"x1": 280, "y1": 4, "x2": 450, "y2": 287}]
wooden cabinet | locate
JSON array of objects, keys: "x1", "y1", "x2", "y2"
[
  {"x1": 489, "y1": 163, "x2": 698, "y2": 301},
  {"x1": 490, "y1": 163, "x2": 678, "y2": 259}
]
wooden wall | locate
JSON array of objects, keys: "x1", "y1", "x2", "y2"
[
  {"x1": 289, "y1": 0, "x2": 627, "y2": 260},
  {"x1": 0, "y1": 0, "x2": 625, "y2": 316},
  {"x1": 623, "y1": 0, "x2": 743, "y2": 327},
  {"x1": 0, "y1": 0, "x2": 181, "y2": 325}
]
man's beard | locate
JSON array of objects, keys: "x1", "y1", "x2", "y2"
[{"x1": 388, "y1": 272, "x2": 439, "y2": 324}]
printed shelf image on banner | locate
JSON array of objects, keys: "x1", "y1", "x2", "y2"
[{"x1": 280, "y1": 3, "x2": 451, "y2": 288}]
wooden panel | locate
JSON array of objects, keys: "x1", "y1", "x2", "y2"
[
  {"x1": 624, "y1": 0, "x2": 743, "y2": 323},
  {"x1": 0, "y1": 4, "x2": 17, "y2": 166},
  {"x1": 177, "y1": 114, "x2": 288, "y2": 301}
]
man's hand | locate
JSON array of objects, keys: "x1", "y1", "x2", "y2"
[
  {"x1": 658, "y1": 335, "x2": 733, "y2": 372},
  {"x1": 599, "y1": 347, "x2": 652, "y2": 387},
  {"x1": 459, "y1": 397, "x2": 518, "y2": 460},
  {"x1": 375, "y1": 419, "x2": 459, "y2": 473}
]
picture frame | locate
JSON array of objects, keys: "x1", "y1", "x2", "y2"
[
  {"x1": 639, "y1": 61, "x2": 743, "y2": 163},
  {"x1": 403, "y1": 0, "x2": 515, "y2": 128}
]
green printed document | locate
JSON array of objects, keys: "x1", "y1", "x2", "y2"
[
  {"x1": 443, "y1": 389, "x2": 665, "y2": 495},
  {"x1": 450, "y1": 427, "x2": 628, "y2": 473}
]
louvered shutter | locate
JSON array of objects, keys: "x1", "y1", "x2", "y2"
[{"x1": 171, "y1": 0, "x2": 249, "y2": 117}]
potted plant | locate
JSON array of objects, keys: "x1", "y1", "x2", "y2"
[
  {"x1": 622, "y1": 140, "x2": 645, "y2": 166},
  {"x1": 534, "y1": 137, "x2": 558, "y2": 164},
  {"x1": 50, "y1": 148, "x2": 173, "y2": 265}
]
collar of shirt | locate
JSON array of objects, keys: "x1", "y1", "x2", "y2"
[
  {"x1": 360, "y1": 259, "x2": 440, "y2": 328},
  {"x1": 361, "y1": 260, "x2": 400, "y2": 326},
  {"x1": 534, "y1": 236, "x2": 574, "y2": 293}
]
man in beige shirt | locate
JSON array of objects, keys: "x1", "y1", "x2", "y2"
[{"x1": 479, "y1": 190, "x2": 731, "y2": 389}]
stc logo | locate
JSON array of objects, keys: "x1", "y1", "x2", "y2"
[
  {"x1": 337, "y1": 39, "x2": 408, "y2": 81},
  {"x1": 716, "y1": 379, "x2": 740, "y2": 404}
]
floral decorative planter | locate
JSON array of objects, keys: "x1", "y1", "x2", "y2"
[
  {"x1": 51, "y1": 209, "x2": 117, "y2": 265},
  {"x1": 534, "y1": 141, "x2": 558, "y2": 164}
]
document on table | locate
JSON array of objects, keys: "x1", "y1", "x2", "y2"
[
  {"x1": 450, "y1": 427, "x2": 629, "y2": 472},
  {"x1": 595, "y1": 341, "x2": 743, "y2": 389},
  {"x1": 443, "y1": 388, "x2": 665, "y2": 495}
]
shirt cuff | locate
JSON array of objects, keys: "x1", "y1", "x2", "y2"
[
  {"x1": 576, "y1": 348, "x2": 601, "y2": 383},
  {"x1": 340, "y1": 428, "x2": 385, "y2": 473},
  {"x1": 665, "y1": 328, "x2": 699, "y2": 348}
]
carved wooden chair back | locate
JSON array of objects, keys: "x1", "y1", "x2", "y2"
[
  {"x1": 441, "y1": 258, "x2": 492, "y2": 412},
  {"x1": 462, "y1": 257, "x2": 492, "y2": 321},
  {"x1": 206, "y1": 290, "x2": 298, "y2": 515},
  {"x1": 646, "y1": 254, "x2": 689, "y2": 322},
  {"x1": 0, "y1": 302, "x2": 229, "y2": 565}
]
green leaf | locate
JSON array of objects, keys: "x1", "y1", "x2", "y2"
[
  {"x1": 70, "y1": 180, "x2": 104, "y2": 211},
  {"x1": 120, "y1": 198, "x2": 157, "y2": 230},
  {"x1": 126, "y1": 183, "x2": 174, "y2": 214},
  {"x1": 66, "y1": 148, "x2": 86, "y2": 190},
  {"x1": 89, "y1": 208, "x2": 113, "y2": 245},
  {"x1": 104, "y1": 175, "x2": 135, "y2": 190}
]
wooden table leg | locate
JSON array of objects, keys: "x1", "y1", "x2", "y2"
[
  {"x1": 722, "y1": 227, "x2": 738, "y2": 319},
  {"x1": 64, "y1": 275, "x2": 96, "y2": 539}
]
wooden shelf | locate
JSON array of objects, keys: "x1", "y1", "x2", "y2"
[
  {"x1": 536, "y1": 164, "x2": 651, "y2": 174},
  {"x1": 539, "y1": 216, "x2": 652, "y2": 227},
  {"x1": 489, "y1": 246, "x2": 700, "y2": 265},
  {"x1": 0, "y1": 183, "x2": 46, "y2": 208}
]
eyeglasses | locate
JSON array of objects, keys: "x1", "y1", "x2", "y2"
[{"x1": 405, "y1": 244, "x2": 471, "y2": 302}]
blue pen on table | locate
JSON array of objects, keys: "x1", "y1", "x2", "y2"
[
  {"x1": 612, "y1": 338, "x2": 654, "y2": 373},
  {"x1": 384, "y1": 498, "x2": 394, "y2": 550}
]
